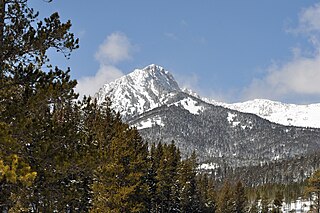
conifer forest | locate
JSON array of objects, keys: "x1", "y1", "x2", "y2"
[{"x1": 1, "y1": 1, "x2": 320, "y2": 212}]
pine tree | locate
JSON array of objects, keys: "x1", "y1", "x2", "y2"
[
  {"x1": 146, "y1": 143, "x2": 160, "y2": 212},
  {"x1": 197, "y1": 173, "x2": 216, "y2": 213},
  {"x1": 0, "y1": 0, "x2": 78, "y2": 70},
  {"x1": 305, "y1": 170, "x2": 320, "y2": 212},
  {"x1": 217, "y1": 180, "x2": 235, "y2": 213},
  {"x1": 155, "y1": 142, "x2": 181, "y2": 212},
  {"x1": 0, "y1": 0, "x2": 81, "y2": 211},
  {"x1": 179, "y1": 151, "x2": 200, "y2": 212},
  {"x1": 90, "y1": 121, "x2": 149, "y2": 213},
  {"x1": 234, "y1": 181, "x2": 248, "y2": 213},
  {"x1": 0, "y1": 123, "x2": 36, "y2": 211}
]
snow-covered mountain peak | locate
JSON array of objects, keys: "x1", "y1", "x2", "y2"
[
  {"x1": 95, "y1": 64, "x2": 181, "y2": 120},
  {"x1": 127, "y1": 64, "x2": 181, "y2": 93},
  {"x1": 142, "y1": 64, "x2": 165, "y2": 73}
]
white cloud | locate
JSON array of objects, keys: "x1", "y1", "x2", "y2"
[
  {"x1": 297, "y1": 3, "x2": 320, "y2": 35},
  {"x1": 174, "y1": 72, "x2": 199, "y2": 91},
  {"x1": 243, "y1": 54, "x2": 320, "y2": 100},
  {"x1": 76, "y1": 65, "x2": 124, "y2": 98},
  {"x1": 76, "y1": 32, "x2": 136, "y2": 98},
  {"x1": 243, "y1": 3, "x2": 320, "y2": 103},
  {"x1": 95, "y1": 32, "x2": 135, "y2": 64}
]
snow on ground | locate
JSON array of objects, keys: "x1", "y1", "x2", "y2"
[
  {"x1": 221, "y1": 99, "x2": 320, "y2": 128},
  {"x1": 199, "y1": 162, "x2": 218, "y2": 170},
  {"x1": 171, "y1": 97, "x2": 204, "y2": 115},
  {"x1": 227, "y1": 112, "x2": 241, "y2": 127},
  {"x1": 135, "y1": 116, "x2": 164, "y2": 130},
  {"x1": 281, "y1": 199, "x2": 312, "y2": 212}
]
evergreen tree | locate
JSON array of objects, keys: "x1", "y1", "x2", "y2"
[
  {"x1": 234, "y1": 180, "x2": 248, "y2": 213},
  {"x1": 179, "y1": 151, "x2": 200, "y2": 212},
  {"x1": 146, "y1": 143, "x2": 158, "y2": 212},
  {"x1": 0, "y1": 0, "x2": 78, "y2": 70},
  {"x1": 155, "y1": 142, "x2": 181, "y2": 212},
  {"x1": 197, "y1": 173, "x2": 216, "y2": 213},
  {"x1": 217, "y1": 180, "x2": 235, "y2": 213},
  {"x1": 90, "y1": 121, "x2": 149, "y2": 213},
  {"x1": 0, "y1": 123, "x2": 36, "y2": 211},
  {"x1": 305, "y1": 169, "x2": 320, "y2": 212},
  {"x1": 0, "y1": 0, "x2": 82, "y2": 211}
]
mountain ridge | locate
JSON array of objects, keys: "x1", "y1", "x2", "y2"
[{"x1": 96, "y1": 64, "x2": 320, "y2": 128}]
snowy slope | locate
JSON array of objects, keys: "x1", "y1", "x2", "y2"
[{"x1": 219, "y1": 99, "x2": 320, "y2": 128}]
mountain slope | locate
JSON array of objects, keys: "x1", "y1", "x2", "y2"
[
  {"x1": 95, "y1": 64, "x2": 320, "y2": 170},
  {"x1": 129, "y1": 95, "x2": 320, "y2": 167},
  {"x1": 215, "y1": 99, "x2": 320, "y2": 128}
]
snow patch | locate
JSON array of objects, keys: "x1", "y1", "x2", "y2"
[
  {"x1": 171, "y1": 97, "x2": 204, "y2": 115},
  {"x1": 199, "y1": 162, "x2": 218, "y2": 170},
  {"x1": 227, "y1": 112, "x2": 237, "y2": 123},
  {"x1": 180, "y1": 98, "x2": 204, "y2": 115},
  {"x1": 136, "y1": 116, "x2": 164, "y2": 130},
  {"x1": 227, "y1": 112, "x2": 240, "y2": 127}
]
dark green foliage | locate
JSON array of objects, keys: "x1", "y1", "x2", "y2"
[
  {"x1": 0, "y1": 0, "x2": 80, "y2": 211},
  {"x1": 154, "y1": 142, "x2": 181, "y2": 212},
  {"x1": 234, "y1": 181, "x2": 248, "y2": 213},
  {"x1": 305, "y1": 169, "x2": 320, "y2": 212},
  {"x1": 90, "y1": 119, "x2": 149, "y2": 212},
  {"x1": 217, "y1": 180, "x2": 235, "y2": 213},
  {"x1": 179, "y1": 151, "x2": 200, "y2": 212},
  {"x1": 197, "y1": 173, "x2": 216, "y2": 212},
  {"x1": 0, "y1": 0, "x2": 78, "y2": 70}
]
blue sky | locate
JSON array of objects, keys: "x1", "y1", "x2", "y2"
[{"x1": 30, "y1": 1, "x2": 320, "y2": 104}]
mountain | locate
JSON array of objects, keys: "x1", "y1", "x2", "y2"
[
  {"x1": 217, "y1": 99, "x2": 320, "y2": 128},
  {"x1": 95, "y1": 64, "x2": 320, "y2": 181},
  {"x1": 96, "y1": 64, "x2": 320, "y2": 128},
  {"x1": 95, "y1": 64, "x2": 181, "y2": 121}
]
